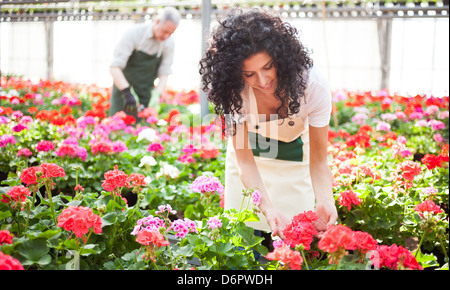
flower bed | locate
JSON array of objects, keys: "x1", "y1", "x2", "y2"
[{"x1": 0, "y1": 76, "x2": 448, "y2": 270}]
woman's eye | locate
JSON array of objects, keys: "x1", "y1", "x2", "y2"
[
  {"x1": 264, "y1": 63, "x2": 273, "y2": 70},
  {"x1": 243, "y1": 73, "x2": 254, "y2": 78}
]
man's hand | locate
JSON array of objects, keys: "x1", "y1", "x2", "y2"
[{"x1": 121, "y1": 87, "x2": 137, "y2": 114}]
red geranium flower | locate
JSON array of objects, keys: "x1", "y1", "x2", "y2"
[
  {"x1": 200, "y1": 143, "x2": 220, "y2": 159},
  {"x1": 20, "y1": 166, "x2": 43, "y2": 185},
  {"x1": 102, "y1": 165, "x2": 128, "y2": 193},
  {"x1": 0, "y1": 230, "x2": 14, "y2": 245},
  {"x1": 135, "y1": 229, "x2": 170, "y2": 261},
  {"x1": 318, "y1": 224, "x2": 356, "y2": 264},
  {"x1": 414, "y1": 200, "x2": 443, "y2": 218},
  {"x1": 127, "y1": 173, "x2": 147, "y2": 193},
  {"x1": 266, "y1": 244, "x2": 303, "y2": 270},
  {"x1": 370, "y1": 244, "x2": 422, "y2": 270},
  {"x1": 60, "y1": 105, "x2": 72, "y2": 115},
  {"x1": 40, "y1": 163, "x2": 66, "y2": 179},
  {"x1": 57, "y1": 205, "x2": 102, "y2": 238},
  {"x1": 398, "y1": 160, "x2": 422, "y2": 181},
  {"x1": 283, "y1": 211, "x2": 318, "y2": 251},
  {"x1": 352, "y1": 231, "x2": 378, "y2": 255},
  {"x1": 91, "y1": 140, "x2": 114, "y2": 155},
  {"x1": 136, "y1": 229, "x2": 170, "y2": 248},
  {"x1": 337, "y1": 190, "x2": 362, "y2": 211},
  {"x1": 1, "y1": 186, "x2": 31, "y2": 209},
  {"x1": 421, "y1": 154, "x2": 443, "y2": 170},
  {"x1": 0, "y1": 252, "x2": 24, "y2": 270}
]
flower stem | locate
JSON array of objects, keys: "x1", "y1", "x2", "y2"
[
  {"x1": 15, "y1": 209, "x2": 22, "y2": 236},
  {"x1": 167, "y1": 243, "x2": 175, "y2": 270},
  {"x1": 130, "y1": 195, "x2": 141, "y2": 217},
  {"x1": 437, "y1": 236, "x2": 448, "y2": 261},
  {"x1": 414, "y1": 230, "x2": 427, "y2": 257},
  {"x1": 45, "y1": 183, "x2": 57, "y2": 224},
  {"x1": 301, "y1": 249, "x2": 309, "y2": 270},
  {"x1": 79, "y1": 230, "x2": 93, "y2": 254}
]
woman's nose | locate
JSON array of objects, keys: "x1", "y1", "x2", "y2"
[{"x1": 256, "y1": 72, "x2": 269, "y2": 87}]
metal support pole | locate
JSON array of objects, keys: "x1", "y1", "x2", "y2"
[
  {"x1": 44, "y1": 21, "x2": 54, "y2": 80},
  {"x1": 377, "y1": 18, "x2": 392, "y2": 91},
  {"x1": 200, "y1": 0, "x2": 211, "y2": 118}
]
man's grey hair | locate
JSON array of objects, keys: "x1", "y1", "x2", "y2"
[{"x1": 157, "y1": 7, "x2": 181, "y2": 26}]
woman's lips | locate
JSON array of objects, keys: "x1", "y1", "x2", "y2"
[{"x1": 260, "y1": 81, "x2": 273, "y2": 90}]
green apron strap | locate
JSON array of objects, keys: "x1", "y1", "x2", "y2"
[{"x1": 110, "y1": 50, "x2": 162, "y2": 118}]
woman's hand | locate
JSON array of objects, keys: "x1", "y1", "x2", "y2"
[
  {"x1": 263, "y1": 206, "x2": 291, "y2": 239},
  {"x1": 313, "y1": 201, "x2": 338, "y2": 237}
]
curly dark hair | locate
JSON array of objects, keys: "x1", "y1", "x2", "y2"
[{"x1": 199, "y1": 8, "x2": 313, "y2": 133}]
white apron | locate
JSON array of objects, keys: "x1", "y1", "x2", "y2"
[{"x1": 224, "y1": 87, "x2": 315, "y2": 232}]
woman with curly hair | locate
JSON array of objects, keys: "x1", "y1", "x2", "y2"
[{"x1": 199, "y1": 8, "x2": 337, "y2": 239}]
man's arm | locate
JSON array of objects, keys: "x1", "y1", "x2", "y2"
[{"x1": 110, "y1": 66, "x2": 129, "y2": 91}]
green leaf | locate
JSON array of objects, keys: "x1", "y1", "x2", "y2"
[
  {"x1": 414, "y1": 251, "x2": 438, "y2": 269},
  {"x1": 1, "y1": 178, "x2": 21, "y2": 187},
  {"x1": 101, "y1": 212, "x2": 118, "y2": 226},
  {"x1": 35, "y1": 230, "x2": 61, "y2": 240},
  {"x1": 241, "y1": 211, "x2": 260, "y2": 223},
  {"x1": 79, "y1": 244, "x2": 103, "y2": 256},
  {"x1": 64, "y1": 238, "x2": 79, "y2": 250},
  {"x1": 0, "y1": 210, "x2": 12, "y2": 220},
  {"x1": 175, "y1": 244, "x2": 195, "y2": 257},
  {"x1": 236, "y1": 226, "x2": 263, "y2": 248},
  {"x1": 14, "y1": 238, "x2": 51, "y2": 267},
  {"x1": 211, "y1": 241, "x2": 234, "y2": 257},
  {"x1": 227, "y1": 254, "x2": 248, "y2": 269}
]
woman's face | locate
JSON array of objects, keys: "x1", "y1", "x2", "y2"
[{"x1": 242, "y1": 51, "x2": 277, "y2": 95}]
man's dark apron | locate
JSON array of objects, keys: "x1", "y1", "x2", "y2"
[{"x1": 110, "y1": 50, "x2": 162, "y2": 118}]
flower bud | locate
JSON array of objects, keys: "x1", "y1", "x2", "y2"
[{"x1": 96, "y1": 205, "x2": 106, "y2": 214}]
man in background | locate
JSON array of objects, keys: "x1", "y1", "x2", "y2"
[{"x1": 109, "y1": 7, "x2": 181, "y2": 118}]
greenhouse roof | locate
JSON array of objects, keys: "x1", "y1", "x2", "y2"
[{"x1": 0, "y1": 0, "x2": 448, "y2": 22}]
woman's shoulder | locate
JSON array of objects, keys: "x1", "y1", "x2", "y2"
[
  {"x1": 305, "y1": 66, "x2": 329, "y2": 88},
  {"x1": 302, "y1": 66, "x2": 332, "y2": 126},
  {"x1": 304, "y1": 66, "x2": 331, "y2": 99}
]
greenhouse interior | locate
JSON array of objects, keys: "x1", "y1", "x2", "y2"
[{"x1": 0, "y1": 0, "x2": 449, "y2": 274}]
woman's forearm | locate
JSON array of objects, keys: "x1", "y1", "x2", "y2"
[
  {"x1": 232, "y1": 122, "x2": 274, "y2": 214},
  {"x1": 310, "y1": 160, "x2": 334, "y2": 205},
  {"x1": 308, "y1": 125, "x2": 334, "y2": 205}
]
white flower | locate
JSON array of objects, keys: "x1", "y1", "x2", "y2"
[
  {"x1": 157, "y1": 119, "x2": 168, "y2": 126},
  {"x1": 7, "y1": 89, "x2": 19, "y2": 97},
  {"x1": 156, "y1": 163, "x2": 180, "y2": 179},
  {"x1": 139, "y1": 155, "x2": 157, "y2": 167},
  {"x1": 187, "y1": 104, "x2": 201, "y2": 115},
  {"x1": 144, "y1": 176, "x2": 152, "y2": 184},
  {"x1": 137, "y1": 128, "x2": 159, "y2": 142}
]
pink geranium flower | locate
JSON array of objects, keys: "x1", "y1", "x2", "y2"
[
  {"x1": 190, "y1": 175, "x2": 224, "y2": 196},
  {"x1": 207, "y1": 216, "x2": 223, "y2": 230},
  {"x1": 36, "y1": 140, "x2": 55, "y2": 152},
  {"x1": 147, "y1": 142, "x2": 164, "y2": 153}
]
